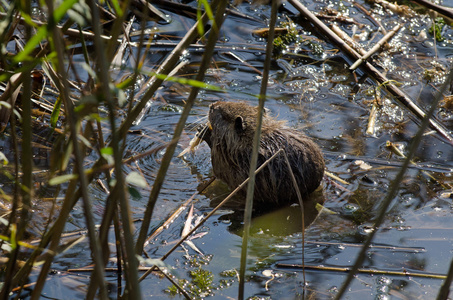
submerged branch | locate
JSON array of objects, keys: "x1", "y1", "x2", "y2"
[
  {"x1": 288, "y1": 0, "x2": 453, "y2": 145},
  {"x1": 411, "y1": 0, "x2": 453, "y2": 20}
]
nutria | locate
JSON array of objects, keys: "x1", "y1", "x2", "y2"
[{"x1": 196, "y1": 101, "x2": 324, "y2": 208}]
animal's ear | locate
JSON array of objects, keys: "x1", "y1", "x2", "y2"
[{"x1": 234, "y1": 116, "x2": 245, "y2": 133}]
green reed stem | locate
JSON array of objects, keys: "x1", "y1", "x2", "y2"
[
  {"x1": 60, "y1": 29, "x2": 108, "y2": 300},
  {"x1": 29, "y1": 179, "x2": 79, "y2": 299},
  {"x1": 84, "y1": 1, "x2": 131, "y2": 298},
  {"x1": 281, "y1": 150, "x2": 306, "y2": 284},
  {"x1": 30, "y1": 1, "x2": 107, "y2": 295},
  {"x1": 0, "y1": 75, "x2": 23, "y2": 299},
  {"x1": 17, "y1": 0, "x2": 33, "y2": 252},
  {"x1": 238, "y1": 1, "x2": 278, "y2": 299},
  {"x1": 105, "y1": 0, "x2": 131, "y2": 63},
  {"x1": 0, "y1": 1, "x2": 32, "y2": 298},
  {"x1": 85, "y1": 0, "x2": 140, "y2": 298},
  {"x1": 134, "y1": 0, "x2": 224, "y2": 255},
  {"x1": 94, "y1": 6, "x2": 145, "y2": 280}
]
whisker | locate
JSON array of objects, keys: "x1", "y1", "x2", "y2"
[{"x1": 186, "y1": 115, "x2": 208, "y2": 132}]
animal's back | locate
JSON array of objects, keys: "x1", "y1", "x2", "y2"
[{"x1": 206, "y1": 101, "x2": 325, "y2": 207}]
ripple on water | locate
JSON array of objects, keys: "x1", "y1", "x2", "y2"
[
  {"x1": 84, "y1": 109, "x2": 211, "y2": 222},
  {"x1": 125, "y1": 126, "x2": 199, "y2": 191}
]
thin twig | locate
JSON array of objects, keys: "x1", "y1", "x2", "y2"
[
  {"x1": 144, "y1": 177, "x2": 216, "y2": 247},
  {"x1": 281, "y1": 150, "x2": 306, "y2": 285},
  {"x1": 410, "y1": 0, "x2": 453, "y2": 20},
  {"x1": 350, "y1": 23, "x2": 403, "y2": 70},
  {"x1": 352, "y1": 1, "x2": 387, "y2": 33},
  {"x1": 277, "y1": 263, "x2": 448, "y2": 279},
  {"x1": 324, "y1": 171, "x2": 350, "y2": 185}
]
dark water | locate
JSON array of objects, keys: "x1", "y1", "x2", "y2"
[{"x1": 8, "y1": 0, "x2": 453, "y2": 299}]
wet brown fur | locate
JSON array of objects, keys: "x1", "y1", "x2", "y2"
[{"x1": 201, "y1": 101, "x2": 325, "y2": 207}]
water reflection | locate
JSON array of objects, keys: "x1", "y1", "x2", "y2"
[{"x1": 205, "y1": 182, "x2": 325, "y2": 236}]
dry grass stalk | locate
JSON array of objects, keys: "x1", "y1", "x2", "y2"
[{"x1": 350, "y1": 23, "x2": 403, "y2": 70}]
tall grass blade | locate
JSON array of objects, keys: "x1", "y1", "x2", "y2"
[
  {"x1": 0, "y1": 0, "x2": 33, "y2": 296},
  {"x1": 238, "y1": 0, "x2": 278, "y2": 298},
  {"x1": 134, "y1": 0, "x2": 222, "y2": 254},
  {"x1": 84, "y1": 0, "x2": 138, "y2": 297},
  {"x1": 135, "y1": 0, "x2": 227, "y2": 253},
  {"x1": 30, "y1": 8, "x2": 108, "y2": 297}
]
